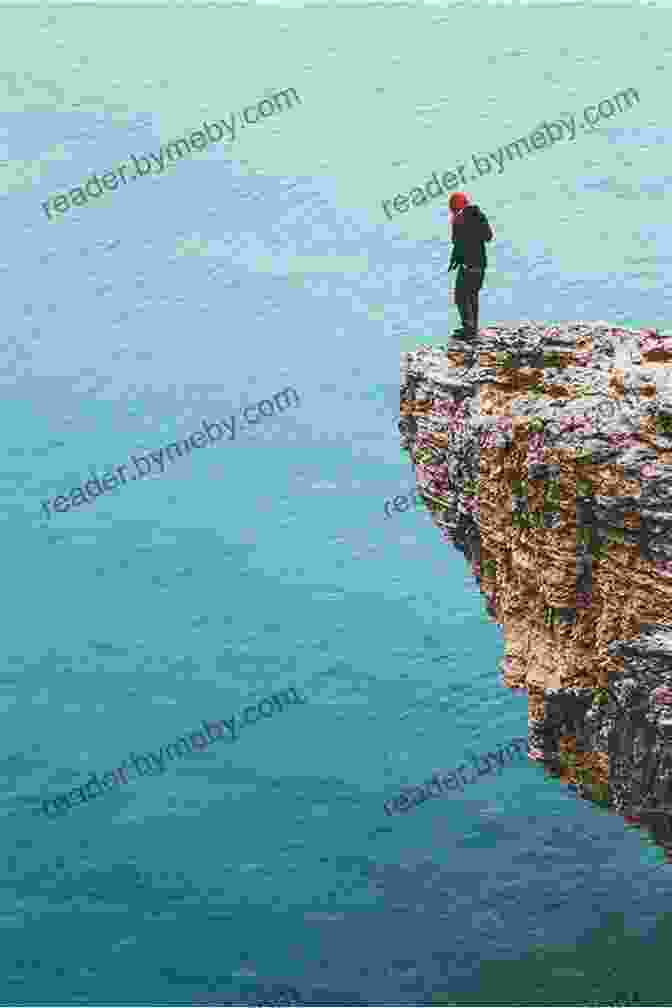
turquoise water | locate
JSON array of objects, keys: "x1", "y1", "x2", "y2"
[{"x1": 3, "y1": 4, "x2": 672, "y2": 1005}]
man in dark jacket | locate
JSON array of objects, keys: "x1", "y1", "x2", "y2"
[{"x1": 447, "y1": 192, "x2": 493, "y2": 342}]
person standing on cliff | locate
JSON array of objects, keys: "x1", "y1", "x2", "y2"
[{"x1": 447, "y1": 192, "x2": 493, "y2": 343}]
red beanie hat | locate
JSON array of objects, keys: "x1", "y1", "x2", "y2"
[{"x1": 449, "y1": 192, "x2": 469, "y2": 212}]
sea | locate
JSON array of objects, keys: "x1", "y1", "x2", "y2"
[{"x1": 2, "y1": 2, "x2": 672, "y2": 1005}]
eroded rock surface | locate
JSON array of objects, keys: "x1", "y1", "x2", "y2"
[{"x1": 400, "y1": 322, "x2": 672, "y2": 853}]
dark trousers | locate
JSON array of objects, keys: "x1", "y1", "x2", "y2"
[{"x1": 455, "y1": 266, "x2": 485, "y2": 337}]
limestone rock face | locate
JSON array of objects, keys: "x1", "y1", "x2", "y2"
[{"x1": 400, "y1": 322, "x2": 672, "y2": 853}]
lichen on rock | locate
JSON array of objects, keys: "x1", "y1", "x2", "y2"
[{"x1": 400, "y1": 321, "x2": 672, "y2": 854}]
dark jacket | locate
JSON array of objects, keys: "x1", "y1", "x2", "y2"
[{"x1": 448, "y1": 205, "x2": 493, "y2": 271}]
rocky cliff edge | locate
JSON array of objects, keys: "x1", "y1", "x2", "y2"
[{"x1": 400, "y1": 322, "x2": 672, "y2": 853}]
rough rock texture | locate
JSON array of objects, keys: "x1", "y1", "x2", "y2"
[{"x1": 400, "y1": 322, "x2": 672, "y2": 854}]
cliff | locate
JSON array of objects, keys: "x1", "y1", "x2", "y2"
[{"x1": 400, "y1": 322, "x2": 672, "y2": 855}]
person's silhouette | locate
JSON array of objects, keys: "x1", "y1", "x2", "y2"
[{"x1": 448, "y1": 192, "x2": 493, "y2": 342}]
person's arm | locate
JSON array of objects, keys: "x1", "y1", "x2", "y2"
[
  {"x1": 448, "y1": 221, "x2": 458, "y2": 270},
  {"x1": 478, "y1": 208, "x2": 493, "y2": 242},
  {"x1": 448, "y1": 230, "x2": 462, "y2": 271}
]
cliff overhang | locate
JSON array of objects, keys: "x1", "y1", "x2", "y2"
[{"x1": 400, "y1": 322, "x2": 672, "y2": 852}]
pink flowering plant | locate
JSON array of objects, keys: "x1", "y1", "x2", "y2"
[
  {"x1": 651, "y1": 685, "x2": 672, "y2": 707},
  {"x1": 414, "y1": 431, "x2": 436, "y2": 453},
  {"x1": 567, "y1": 414, "x2": 596, "y2": 436},
  {"x1": 640, "y1": 332, "x2": 672, "y2": 355},
  {"x1": 544, "y1": 413, "x2": 596, "y2": 443},
  {"x1": 527, "y1": 431, "x2": 547, "y2": 462},
  {"x1": 607, "y1": 431, "x2": 638, "y2": 449},
  {"x1": 482, "y1": 416, "x2": 515, "y2": 450},
  {"x1": 459, "y1": 495, "x2": 480, "y2": 519},
  {"x1": 430, "y1": 467, "x2": 452, "y2": 496},
  {"x1": 414, "y1": 463, "x2": 436, "y2": 492},
  {"x1": 432, "y1": 398, "x2": 471, "y2": 439}
]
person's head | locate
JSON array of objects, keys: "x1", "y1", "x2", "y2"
[{"x1": 449, "y1": 192, "x2": 469, "y2": 213}]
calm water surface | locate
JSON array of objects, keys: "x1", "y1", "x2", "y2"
[{"x1": 2, "y1": 4, "x2": 672, "y2": 1005}]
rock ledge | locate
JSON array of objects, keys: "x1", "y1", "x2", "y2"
[{"x1": 401, "y1": 322, "x2": 672, "y2": 854}]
